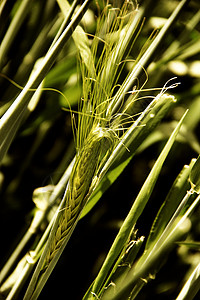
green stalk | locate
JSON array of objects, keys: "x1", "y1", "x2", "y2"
[
  {"x1": 0, "y1": 0, "x2": 92, "y2": 163},
  {"x1": 51, "y1": 0, "x2": 80, "y2": 49},
  {"x1": 0, "y1": 157, "x2": 75, "y2": 287},
  {"x1": 107, "y1": 192, "x2": 200, "y2": 300},
  {"x1": 83, "y1": 110, "x2": 188, "y2": 299},
  {"x1": 4, "y1": 212, "x2": 58, "y2": 300},
  {"x1": 0, "y1": 18, "x2": 60, "y2": 108},
  {"x1": 0, "y1": 0, "x2": 32, "y2": 68},
  {"x1": 176, "y1": 262, "x2": 200, "y2": 300},
  {"x1": 0, "y1": 229, "x2": 35, "y2": 287},
  {"x1": 0, "y1": 75, "x2": 44, "y2": 169},
  {"x1": 100, "y1": 94, "x2": 176, "y2": 180},
  {"x1": 107, "y1": 0, "x2": 190, "y2": 116},
  {"x1": 145, "y1": 158, "x2": 197, "y2": 250}
]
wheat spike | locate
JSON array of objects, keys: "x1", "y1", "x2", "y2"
[{"x1": 41, "y1": 126, "x2": 113, "y2": 270}]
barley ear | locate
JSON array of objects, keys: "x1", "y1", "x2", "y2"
[{"x1": 41, "y1": 126, "x2": 113, "y2": 271}]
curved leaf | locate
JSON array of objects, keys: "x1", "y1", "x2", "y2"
[
  {"x1": 189, "y1": 155, "x2": 200, "y2": 193},
  {"x1": 146, "y1": 158, "x2": 196, "y2": 250},
  {"x1": 84, "y1": 107, "x2": 188, "y2": 300}
]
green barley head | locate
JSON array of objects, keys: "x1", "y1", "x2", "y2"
[
  {"x1": 40, "y1": 0, "x2": 180, "y2": 279},
  {"x1": 41, "y1": 1, "x2": 140, "y2": 271}
]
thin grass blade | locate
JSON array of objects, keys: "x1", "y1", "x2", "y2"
[
  {"x1": 0, "y1": 0, "x2": 92, "y2": 163},
  {"x1": 145, "y1": 158, "x2": 196, "y2": 250},
  {"x1": 107, "y1": 0, "x2": 190, "y2": 116},
  {"x1": 83, "y1": 103, "x2": 187, "y2": 300},
  {"x1": 0, "y1": 0, "x2": 32, "y2": 67},
  {"x1": 189, "y1": 155, "x2": 200, "y2": 193},
  {"x1": 176, "y1": 262, "x2": 200, "y2": 300}
]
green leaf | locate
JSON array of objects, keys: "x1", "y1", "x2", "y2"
[
  {"x1": 137, "y1": 122, "x2": 200, "y2": 154},
  {"x1": 183, "y1": 96, "x2": 200, "y2": 131},
  {"x1": 109, "y1": 235, "x2": 145, "y2": 288},
  {"x1": 84, "y1": 106, "x2": 187, "y2": 300},
  {"x1": 57, "y1": 0, "x2": 96, "y2": 77},
  {"x1": 189, "y1": 155, "x2": 200, "y2": 193},
  {"x1": 145, "y1": 158, "x2": 196, "y2": 250},
  {"x1": 177, "y1": 260, "x2": 200, "y2": 300},
  {"x1": 45, "y1": 56, "x2": 77, "y2": 87},
  {"x1": 0, "y1": 0, "x2": 31, "y2": 67},
  {"x1": 81, "y1": 94, "x2": 176, "y2": 218},
  {"x1": 176, "y1": 241, "x2": 200, "y2": 250},
  {"x1": 99, "y1": 110, "x2": 188, "y2": 300},
  {"x1": 60, "y1": 84, "x2": 82, "y2": 108},
  {"x1": 0, "y1": 0, "x2": 92, "y2": 164}
]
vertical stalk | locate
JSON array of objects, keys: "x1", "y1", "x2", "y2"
[{"x1": 0, "y1": 0, "x2": 92, "y2": 163}]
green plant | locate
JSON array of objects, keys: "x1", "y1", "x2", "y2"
[{"x1": 0, "y1": 0, "x2": 200, "y2": 299}]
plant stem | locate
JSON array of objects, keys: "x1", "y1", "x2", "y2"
[
  {"x1": 108, "y1": 0, "x2": 190, "y2": 116},
  {"x1": 0, "y1": 0, "x2": 32, "y2": 68},
  {"x1": 109, "y1": 193, "x2": 200, "y2": 300},
  {"x1": 84, "y1": 110, "x2": 187, "y2": 299},
  {"x1": 0, "y1": 0, "x2": 92, "y2": 163},
  {"x1": 0, "y1": 157, "x2": 75, "y2": 288}
]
